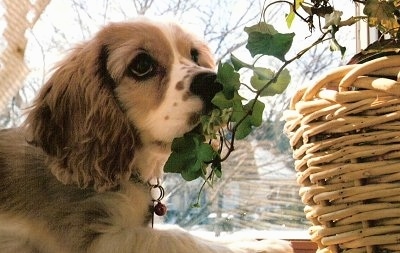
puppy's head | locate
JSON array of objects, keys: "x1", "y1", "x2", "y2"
[{"x1": 25, "y1": 18, "x2": 221, "y2": 191}]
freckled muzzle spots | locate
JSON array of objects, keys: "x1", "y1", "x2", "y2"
[{"x1": 175, "y1": 81, "x2": 184, "y2": 90}]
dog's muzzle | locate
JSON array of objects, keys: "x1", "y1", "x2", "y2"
[{"x1": 190, "y1": 72, "x2": 223, "y2": 112}]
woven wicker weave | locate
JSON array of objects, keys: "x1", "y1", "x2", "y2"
[{"x1": 283, "y1": 55, "x2": 400, "y2": 253}]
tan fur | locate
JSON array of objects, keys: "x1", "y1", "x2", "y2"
[{"x1": 0, "y1": 18, "x2": 293, "y2": 253}]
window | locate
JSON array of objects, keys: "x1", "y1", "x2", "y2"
[{"x1": 0, "y1": 0, "x2": 361, "y2": 249}]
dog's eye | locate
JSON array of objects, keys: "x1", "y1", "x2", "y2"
[
  {"x1": 190, "y1": 48, "x2": 199, "y2": 65},
  {"x1": 128, "y1": 52, "x2": 156, "y2": 79}
]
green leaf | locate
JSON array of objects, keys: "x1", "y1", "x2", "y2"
[
  {"x1": 233, "y1": 99, "x2": 265, "y2": 140},
  {"x1": 164, "y1": 134, "x2": 201, "y2": 173},
  {"x1": 212, "y1": 91, "x2": 243, "y2": 109},
  {"x1": 251, "y1": 68, "x2": 291, "y2": 96},
  {"x1": 198, "y1": 143, "x2": 216, "y2": 162},
  {"x1": 216, "y1": 62, "x2": 240, "y2": 100},
  {"x1": 230, "y1": 54, "x2": 251, "y2": 71},
  {"x1": 164, "y1": 152, "x2": 193, "y2": 173},
  {"x1": 251, "y1": 67, "x2": 274, "y2": 89},
  {"x1": 211, "y1": 91, "x2": 232, "y2": 109},
  {"x1": 181, "y1": 162, "x2": 204, "y2": 181},
  {"x1": 244, "y1": 22, "x2": 295, "y2": 61},
  {"x1": 170, "y1": 133, "x2": 198, "y2": 152},
  {"x1": 245, "y1": 99, "x2": 265, "y2": 127},
  {"x1": 235, "y1": 117, "x2": 252, "y2": 140},
  {"x1": 164, "y1": 133, "x2": 218, "y2": 181},
  {"x1": 229, "y1": 98, "x2": 247, "y2": 123},
  {"x1": 253, "y1": 67, "x2": 274, "y2": 80},
  {"x1": 286, "y1": 11, "x2": 296, "y2": 28},
  {"x1": 285, "y1": 0, "x2": 304, "y2": 28},
  {"x1": 212, "y1": 62, "x2": 245, "y2": 126}
]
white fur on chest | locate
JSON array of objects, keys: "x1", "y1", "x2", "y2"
[{"x1": 103, "y1": 181, "x2": 153, "y2": 229}]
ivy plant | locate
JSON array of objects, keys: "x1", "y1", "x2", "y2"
[
  {"x1": 164, "y1": 21, "x2": 295, "y2": 206},
  {"x1": 164, "y1": 0, "x2": 400, "y2": 204}
]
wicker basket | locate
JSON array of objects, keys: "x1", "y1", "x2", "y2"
[{"x1": 283, "y1": 55, "x2": 400, "y2": 253}]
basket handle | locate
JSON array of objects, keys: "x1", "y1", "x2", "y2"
[
  {"x1": 301, "y1": 65, "x2": 355, "y2": 101},
  {"x1": 339, "y1": 55, "x2": 400, "y2": 91}
]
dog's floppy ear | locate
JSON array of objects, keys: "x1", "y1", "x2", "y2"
[{"x1": 25, "y1": 40, "x2": 138, "y2": 192}]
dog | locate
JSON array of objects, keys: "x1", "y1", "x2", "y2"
[{"x1": 0, "y1": 18, "x2": 293, "y2": 253}]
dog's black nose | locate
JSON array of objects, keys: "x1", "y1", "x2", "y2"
[{"x1": 190, "y1": 72, "x2": 223, "y2": 112}]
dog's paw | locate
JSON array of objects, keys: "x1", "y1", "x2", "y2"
[{"x1": 227, "y1": 239, "x2": 293, "y2": 253}]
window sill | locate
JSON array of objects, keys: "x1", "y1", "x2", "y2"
[
  {"x1": 187, "y1": 229, "x2": 317, "y2": 252},
  {"x1": 289, "y1": 240, "x2": 317, "y2": 253}
]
